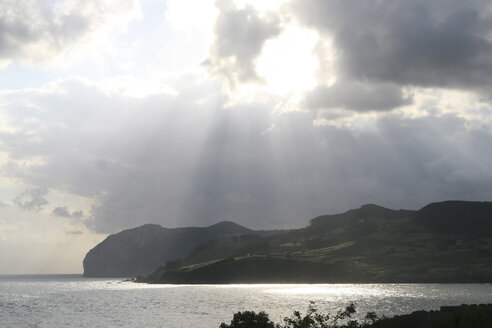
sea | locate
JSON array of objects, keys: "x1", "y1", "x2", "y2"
[{"x1": 1, "y1": 275, "x2": 491, "y2": 328}]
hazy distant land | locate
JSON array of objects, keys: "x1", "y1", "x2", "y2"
[{"x1": 83, "y1": 200, "x2": 492, "y2": 283}]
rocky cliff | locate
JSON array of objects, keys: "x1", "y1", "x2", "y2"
[{"x1": 83, "y1": 221, "x2": 256, "y2": 277}]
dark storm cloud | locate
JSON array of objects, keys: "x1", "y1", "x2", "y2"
[
  {"x1": 292, "y1": 0, "x2": 492, "y2": 110},
  {"x1": 13, "y1": 186, "x2": 49, "y2": 212},
  {"x1": 303, "y1": 81, "x2": 413, "y2": 112},
  {"x1": 204, "y1": 0, "x2": 281, "y2": 87}
]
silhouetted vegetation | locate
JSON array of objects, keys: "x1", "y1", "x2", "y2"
[
  {"x1": 220, "y1": 303, "x2": 492, "y2": 328},
  {"x1": 219, "y1": 311, "x2": 276, "y2": 328},
  {"x1": 220, "y1": 302, "x2": 379, "y2": 328}
]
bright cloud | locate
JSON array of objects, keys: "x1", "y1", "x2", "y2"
[{"x1": 0, "y1": 0, "x2": 141, "y2": 68}]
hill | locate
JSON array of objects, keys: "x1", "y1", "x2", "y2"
[
  {"x1": 83, "y1": 221, "x2": 258, "y2": 277},
  {"x1": 142, "y1": 201, "x2": 492, "y2": 283}
]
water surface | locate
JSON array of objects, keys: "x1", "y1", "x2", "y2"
[{"x1": 1, "y1": 275, "x2": 491, "y2": 327}]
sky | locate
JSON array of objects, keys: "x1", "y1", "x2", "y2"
[{"x1": 1, "y1": 0, "x2": 492, "y2": 274}]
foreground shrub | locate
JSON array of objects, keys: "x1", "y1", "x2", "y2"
[
  {"x1": 220, "y1": 302, "x2": 379, "y2": 328},
  {"x1": 219, "y1": 311, "x2": 276, "y2": 328},
  {"x1": 222, "y1": 303, "x2": 492, "y2": 328}
]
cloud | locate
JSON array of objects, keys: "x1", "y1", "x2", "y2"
[
  {"x1": 0, "y1": 77, "x2": 226, "y2": 232},
  {"x1": 65, "y1": 229, "x2": 83, "y2": 235},
  {"x1": 0, "y1": 200, "x2": 7, "y2": 207},
  {"x1": 204, "y1": 0, "x2": 282, "y2": 88},
  {"x1": 52, "y1": 206, "x2": 84, "y2": 223},
  {"x1": 303, "y1": 81, "x2": 413, "y2": 112},
  {"x1": 71, "y1": 210, "x2": 84, "y2": 218},
  {"x1": 52, "y1": 206, "x2": 71, "y2": 217},
  {"x1": 2, "y1": 69, "x2": 492, "y2": 234},
  {"x1": 0, "y1": 0, "x2": 140, "y2": 67},
  {"x1": 13, "y1": 187, "x2": 49, "y2": 212},
  {"x1": 292, "y1": 0, "x2": 492, "y2": 99}
]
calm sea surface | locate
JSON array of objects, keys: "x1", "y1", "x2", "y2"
[{"x1": 1, "y1": 275, "x2": 491, "y2": 327}]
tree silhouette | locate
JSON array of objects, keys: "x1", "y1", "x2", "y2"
[{"x1": 220, "y1": 311, "x2": 276, "y2": 328}]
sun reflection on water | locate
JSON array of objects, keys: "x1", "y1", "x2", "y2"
[{"x1": 262, "y1": 284, "x2": 391, "y2": 297}]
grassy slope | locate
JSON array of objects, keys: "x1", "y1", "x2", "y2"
[{"x1": 144, "y1": 202, "x2": 492, "y2": 283}]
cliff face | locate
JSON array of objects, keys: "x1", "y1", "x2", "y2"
[{"x1": 83, "y1": 221, "x2": 255, "y2": 277}]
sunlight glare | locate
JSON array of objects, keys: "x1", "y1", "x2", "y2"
[
  {"x1": 233, "y1": 0, "x2": 288, "y2": 11},
  {"x1": 263, "y1": 284, "x2": 389, "y2": 297},
  {"x1": 165, "y1": 0, "x2": 218, "y2": 31},
  {"x1": 256, "y1": 25, "x2": 319, "y2": 95}
]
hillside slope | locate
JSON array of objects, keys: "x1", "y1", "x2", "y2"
[{"x1": 144, "y1": 201, "x2": 492, "y2": 283}]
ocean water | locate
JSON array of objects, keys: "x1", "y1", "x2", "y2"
[{"x1": 1, "y1": 275, "x2": 491, "y2": 328}]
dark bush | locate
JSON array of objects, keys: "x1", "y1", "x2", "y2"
[
  {"x1": 220, "y1": 302, "x2": 375, "y2": 328},
  {"x1": 219, "y1": 311, "x2": 276, "y2": 328}
]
